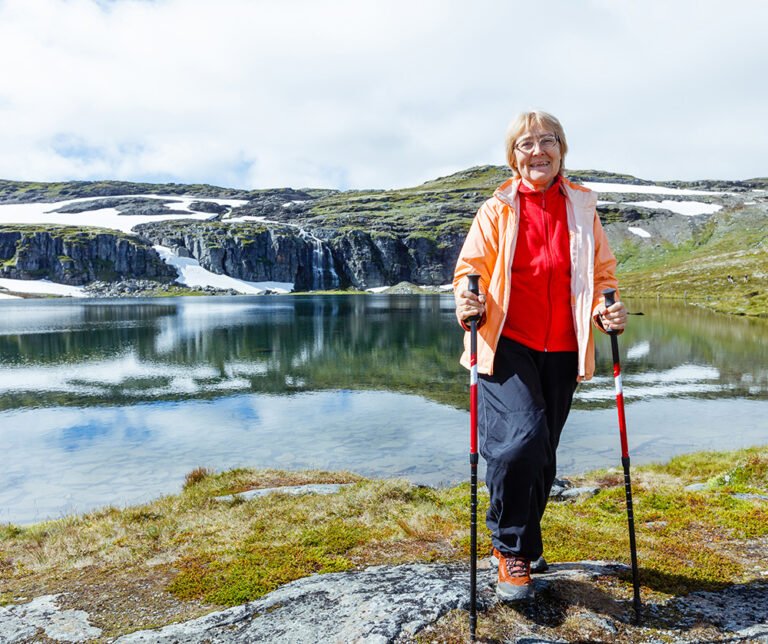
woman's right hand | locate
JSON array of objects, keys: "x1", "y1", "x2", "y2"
[{"x1": 455, "y1": 289, "x2": 486, "y2": 322}]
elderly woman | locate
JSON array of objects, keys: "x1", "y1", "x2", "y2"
[{"x1": 453, "y1": 110, "x2": 627, "y2": 602}]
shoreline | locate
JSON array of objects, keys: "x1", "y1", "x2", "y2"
[
  {"x1": 2, "y1": 280, "x2": 767, "y2": 320},
  {"x1": 1, "y1": 446, "x2": 767, "y2": 642}
]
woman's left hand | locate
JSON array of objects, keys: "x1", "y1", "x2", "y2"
[{"x1": 600, "y1": 301, "x2": 627, "y2": 332}]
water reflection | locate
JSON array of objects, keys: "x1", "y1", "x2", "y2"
[
  {"x1": 0, "y1": 295, "x2": 766, "y2": 524},
  {"x1": 0, "y1": 295, "x2": 765, "y2": 409},
  {"x1": 0, "y1": 295, "x2": 465, "y2": 409},
  {"x1": 1, "y1": 392, "x2": 469, "y2": 524}
]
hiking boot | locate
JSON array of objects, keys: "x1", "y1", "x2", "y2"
[
  {"x1": 531, "y1": 555, "x2": 548, "y2": 573},
  {"x1": 491, "y1": 548, "x2": 548, "y2": 573},
  {"x1": 494, "y1": 549, "x2": 534, "y2": 602}
]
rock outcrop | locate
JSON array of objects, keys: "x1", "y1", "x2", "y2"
[
  {"x1": 1, "y1": 168, "x2": 764, "y2": 294},
  {"x1": 133, "y1": 220, "x2": 332, "y2": 289},
  {"x1": 133, "y1": 219, "x2": 464, "y2": 291},
  {"x1": 0, "y1": 226, "x2": 177, "y2": 285},
  {"x1": 3, "y1": 562, "x2": 766, "y2": 643},
  {"x1": 328, "y1": 228, "x2": 462, "y2": 289},
  {"x1": 52, "y1": 197, "x2": 189, "y2": 217}
]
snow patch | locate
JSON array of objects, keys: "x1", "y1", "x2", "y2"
[
  {"x1": 154, "y1": 246, "x2": 292, "y2": 294},
  {"x1": 582, "y1": 182, "x2": 727, "y2": 196},
  {"x1": 0, "y1": 194, "x2": 248, "y2": 235},
  {"x1": 0, "y1": 278, "x2": 86, "y2": 297},
  {"x1": 625, "y1": 200, "x2": 722, "y2": 216},
  {"x1": 628, "y1": 226, "x2": 651, "y2": 238}
]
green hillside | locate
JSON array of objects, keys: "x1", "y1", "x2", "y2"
[
  {"x1": 1, "y1": 168, "x2": 766, "y2": 315},
  {"x1": 616, "y1": 204, "x2": 768, "y2": 316}
]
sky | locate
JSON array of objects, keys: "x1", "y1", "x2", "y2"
[{"x1": 1, "y1": 0, "x2": 766, "y2": 191}]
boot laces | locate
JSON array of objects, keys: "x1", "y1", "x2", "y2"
[{"x1": 504, "y1": 556, "x2": 530, "y2": 578}]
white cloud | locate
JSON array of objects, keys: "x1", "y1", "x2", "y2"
[{"x1": 0, "y1": 0, "x2": 766, "y2": 190}]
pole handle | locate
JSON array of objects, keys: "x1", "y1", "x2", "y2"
[
  {"x1": 602, "y1": 287, "x2": 617, "y2": 336},
  {"x1": 466, "y1": 274, "x2": 481, "y2": 324},
  {"x1": 467, "y1": 274, "x2": 480, "y2": 296}
]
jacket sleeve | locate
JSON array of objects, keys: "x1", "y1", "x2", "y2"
[
  {"x1": 453, "y1": 200, "x2": 500, "y2": 329},
  {"x1": 590, "y1": 212, "x2": 620, "y2": 334}
]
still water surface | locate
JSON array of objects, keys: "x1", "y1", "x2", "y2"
[{"x1": 1, "y1": 295, "x2": 766, "y2": 524}]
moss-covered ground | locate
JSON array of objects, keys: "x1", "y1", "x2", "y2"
[
  {"x1": 1, "y1": 447, "x2": 767, "y2": 639},
  {"x1": 616, "y1": 204, "x2": 768, "y2": 317}
]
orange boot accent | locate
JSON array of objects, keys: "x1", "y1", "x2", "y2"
[{"x1": 494, "y1": 548, "x2": 535, "y2": 601}]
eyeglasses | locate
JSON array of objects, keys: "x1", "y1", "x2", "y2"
[{"x1": 515, "y1": 134, "x2": 559, "y2": 153}]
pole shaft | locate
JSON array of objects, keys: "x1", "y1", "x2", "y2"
[
  {"x1": 467, "y1": 274, "x2": 480, "y2": 642},
  {"x1": 469, "y1": 318, "x2": 478, "y2": 641},
  {"x1": 611, "y1": 336, "x2": 629, "y2": 458},
  {"x1": 622, "y1": 456, "x2": 642, "y2": 619},
  {"x1": 603, "y1": 287, "x2": 641, "y2": 624}
]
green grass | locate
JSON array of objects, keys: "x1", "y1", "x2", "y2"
[
  {"x1": 542, "y1": 447, "x2": 768, "y2": 594},
  {"x1": 617, "y1": 205, "x2": 768, "y2": 316},
  {"x1": 0, "y1": 447, "x2": 767, "y2": 636}
]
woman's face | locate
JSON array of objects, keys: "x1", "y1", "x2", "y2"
[{"x1": 514, "y1": 125, "x2": 562, "y2": 191}]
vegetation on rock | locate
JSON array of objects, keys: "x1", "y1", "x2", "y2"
[
  {"x1": 0, "y1": 447, "x2": 766, "y2": 639},
  {"x1": 0, "y1": 167, "x2": 766, "y2": 314}
]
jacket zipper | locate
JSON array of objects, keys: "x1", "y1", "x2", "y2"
[
  {"x1": 493, "y1": 208, "x2": 518, "y2": 375},
  {"x1": 543, "y1": 193, "x2": 552, "y2": 352},
  {"x1": 481, "y1": 179, "x2": 594, "y2": 378}
]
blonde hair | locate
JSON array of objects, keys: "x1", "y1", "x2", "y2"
[{"x1": 505, "y1": 110, "x2": 568, "y2": 177}]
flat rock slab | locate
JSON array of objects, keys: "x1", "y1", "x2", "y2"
[
  {"x1": 3, "y1": 562, "x2": 767, "y2": 642},
  {"x1": 0, "y1": 594, "x2": 102, "y2": 643},
  {"x1": 115, "y1": 562, "x2": 480, "y2": 643},
  {"x1": 213, "y1": 483, "x2": 353, "y2": 502},
  {"x1": 671, "y1": 582, "x2": 768, "y2": 635},
  {"x1": 115, "y1": 561, "x2": 632, "y2": 643}
]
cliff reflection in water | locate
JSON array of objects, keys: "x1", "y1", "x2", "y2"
[
  {"x1": 0, "y1": 296, "x2": 464, "y2": 409},
  {"x1": 0, "y1": 295, "x2": 767, "y2": 411},
  {"x1": 1, "y1": 294, "x2": 767, "y2": 524}
]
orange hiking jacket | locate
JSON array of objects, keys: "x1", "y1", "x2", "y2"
[{"x1": 453, "y1": 176, "x2": 619, "y2": 381}]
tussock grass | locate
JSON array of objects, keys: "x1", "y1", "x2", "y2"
[
  {"x1": 544, "y1": 447, "x2": 768, "y2": 595},
  {"x1": 617, "y1": 206, "x2": 768, "y2": 317},
  {"x1": 0, "y1": 448, "x2": 767, "y2": 636}
]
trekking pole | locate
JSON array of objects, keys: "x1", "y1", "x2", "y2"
[
  {"x1": 602, "y1": 288, "x2": 642, "y2": 624},
  {"x1": 467, "y1": 274, "x2": 480, "y2": 642}
]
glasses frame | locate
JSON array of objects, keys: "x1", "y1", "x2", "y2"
[{"x1": 514, "y1": 134, "x2": 560, "y2": 154}]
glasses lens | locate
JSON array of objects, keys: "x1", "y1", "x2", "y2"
[
  {"x1": 540, "y1": 136, "x2": 557, "y2": 149},
  {"x1": 516, "y1": 135, "x2": 558, "y2": 152}
]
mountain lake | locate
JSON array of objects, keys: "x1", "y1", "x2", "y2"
[{"x1": 1, "y1": 294, "x2": 766, "y2": 525}]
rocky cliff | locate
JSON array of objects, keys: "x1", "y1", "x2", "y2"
[
  {"x1": 0, "y1": 167, "x2": 766, "y2": 298},
  {"x1": 132, "y1": 220, "x2": 330, "y2": 290},
  {"x1": 0, "y1": 225, "x2": 176, "y2": 285}
]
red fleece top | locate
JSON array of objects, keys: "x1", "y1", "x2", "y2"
[{"x1": 502, "y1": 176, "x2": 578, "y2": 352}]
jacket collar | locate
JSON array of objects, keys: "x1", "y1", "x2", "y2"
[{"x1": 494, "y1": 175, "x2": 596, "y2": 209}]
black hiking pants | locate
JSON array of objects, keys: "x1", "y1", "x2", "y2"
[{"x1": 478, "y1": 336, "x2": 578, "y2": 559}]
